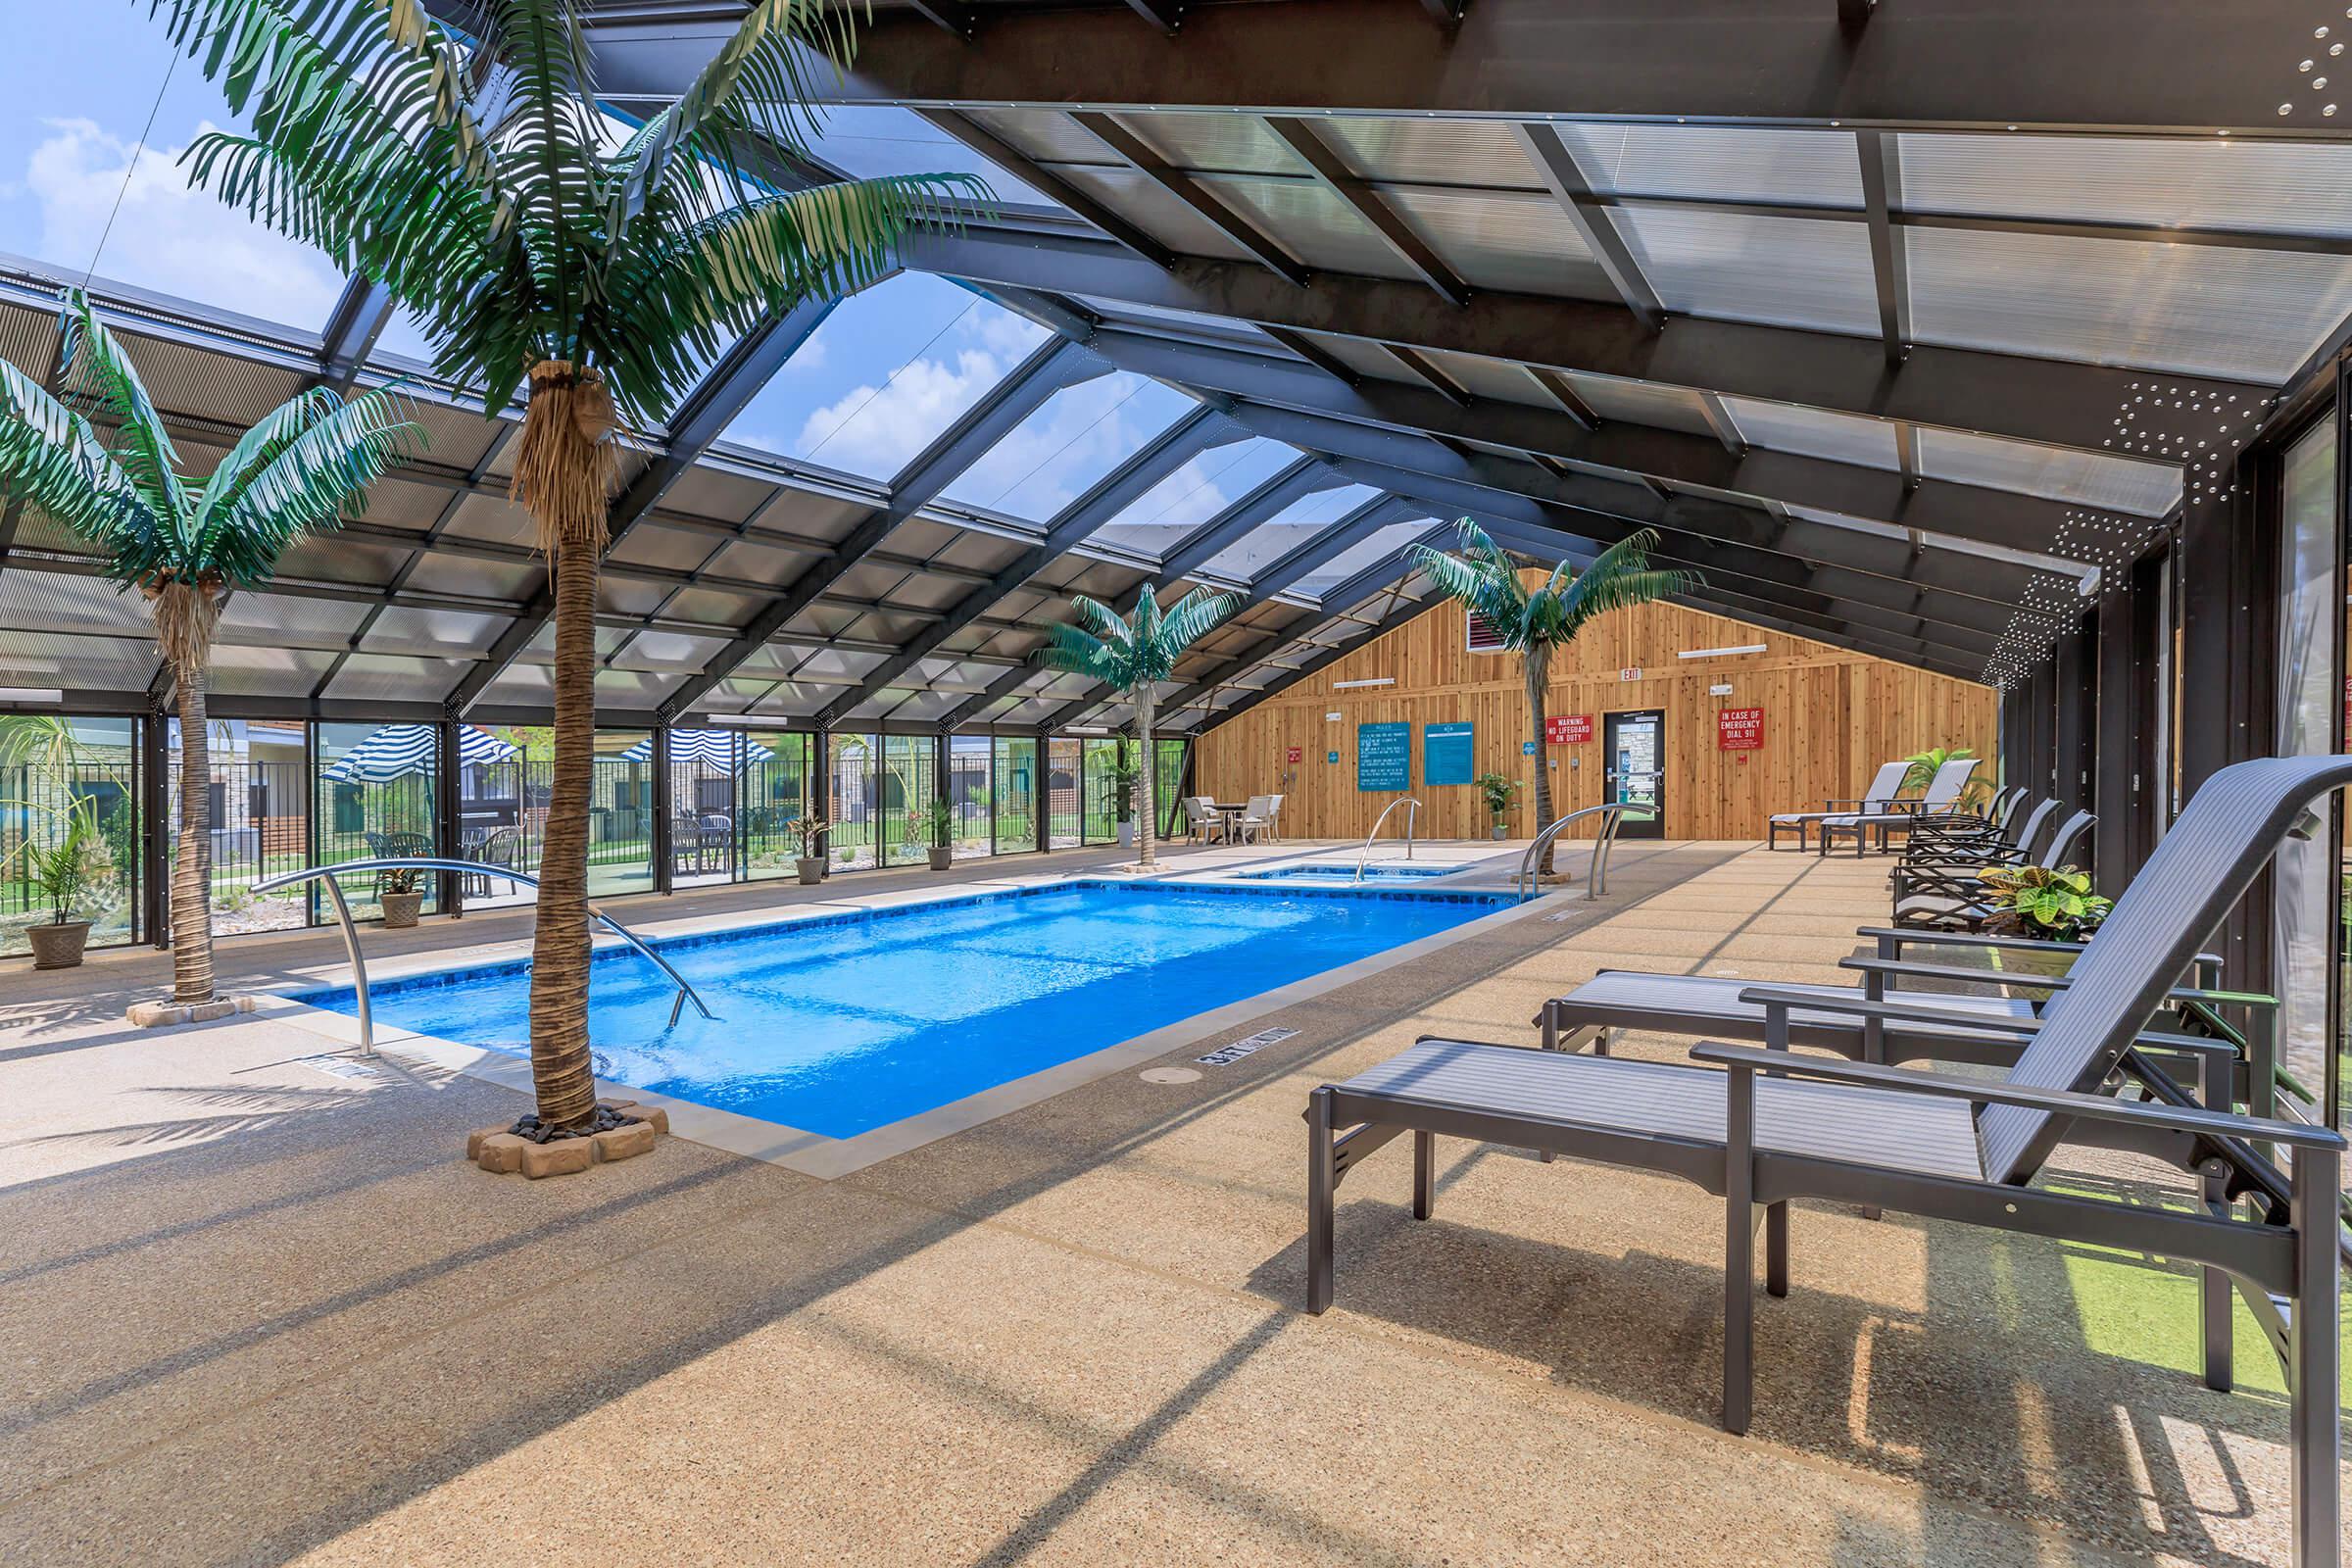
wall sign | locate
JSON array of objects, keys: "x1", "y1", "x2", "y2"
[
  {"x1": 1708, "y1": 682, "x2": 1734, "y2": 696},
  {"x1": 1286, "y1": 746, "x2": 1302, "y2": 764},
  {"x1": 1424, "y1": 721, "x2": 1476, "y2": 786},
  {"x1": 1547, "y1": 713, "x2": 1592, "y2": 745},
  {"x1": 1326, "y1": 751, "x2": 1339, "y2": 765},
  {"x1": 1522, "y1": 741, "x2": 1537, "y2": 756},
  {"x1": 1356, "y1": 722, "x2": 1411, "y2": 791},
  {"x1": 1618, "y1": 666, "x2": 1642, "y2": 682},
  {"x1": 1718, "y1": 707, "x2": 1766, "y2": 751}
]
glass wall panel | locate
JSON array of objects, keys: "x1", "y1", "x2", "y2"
[
  {"x1": 0, "y1": 715, "x2": 139, "y2": 958},
  {"x1": 2273, "y1": 419, "x2": 2340, "y2": 1126},
  {"x1": 1081, "y1": 737, "x2": 1122, "y2": 845},
  {"x1": 314, "y1": 721, "x2": 438, "y2": 923},
  {"x1": 459, "y1": 724, "x2": 536, "y2": 910},
  {"x1": 948, "y1": 735, "x2": 993, "y2": 858},
  {"x1": 993, "y1": 736, "x2": 1039, "y2": 853},
  {"x1": 880, "y1": 734, "x2": 938, "y2": 867},
  {"x1": 1047, "y1": 737, "x2": 1082, "y2": 849},
  {"x1": 1154, "y1": 737, "x2": 1189, "y2": 839},
  {"x1": 591, "y1": 730, "x2": 657, "y2": 898},
  {"x1": 828, "y1": 732, "x2": 879, "y2": 872},
  {"x1": 666, "y1": 728, "x2": 739, "y2": 888},
  {"x1": 168, "y1": 718, "x2": 309, "y2": 934},
  {"x1": 740, "y1": 731, "x2": 812, "y2": 880}
]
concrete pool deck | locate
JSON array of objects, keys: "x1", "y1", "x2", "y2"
[{"x1": 0, "y1": 838, "x2": 2340, "y2": 1565}]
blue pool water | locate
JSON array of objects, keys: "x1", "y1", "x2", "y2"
[
  {"x1": 1242, "y1": 863, "x2": 1456, "y2": 883},
  {"x1": 295, "y1": 880, "x2": 1505, "y2": 1139}
]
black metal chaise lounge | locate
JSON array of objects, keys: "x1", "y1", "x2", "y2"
[
  {"x1": 1888, "y1": 807, "x2": 2096, "y2": 931},
  {"x1": 1302, "y1": 755, "x2": 2352, "y2": 1567},
  {"x1": 1766, "y1": 759, "x2": 1910, "y2": 851},
  {"x1": 1890, "y1": 792, "x2": 2055, "y2": 889}
]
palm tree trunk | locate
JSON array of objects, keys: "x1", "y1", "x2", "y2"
[
  {"x1": 1135, "y1": 692, "x2": 1157, "y2": 872},
  {"x1": 171, "y1": 659, "x2": 215, "y2": 1004},
  {"x1": 1524, "y1": 642, "x2": 1555, "y2": 875},
  {"x1": 512, "y1": 363, "x2": 617, "y2": 1135},
  {"x1": 528, "y1": 532, "x2": 600, "y2": 1130}
]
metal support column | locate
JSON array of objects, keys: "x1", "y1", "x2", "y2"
[
  {"x1": 140, "y1": 703, "x2": 169, "y2": 948},
  {"x1": 436, "y1": 715, "x2": 463, "y2": 917},
  {"x1": 2052, "y1": 623, "x2": 2098, "y2": 813},
  {"x1": 651, "y1": 725, "x2": 673, "y2": 896}
]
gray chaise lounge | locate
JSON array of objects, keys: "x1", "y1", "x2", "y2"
[{"x1": 1302, "y1": 754, "x2": 2352, "y2": 1568}]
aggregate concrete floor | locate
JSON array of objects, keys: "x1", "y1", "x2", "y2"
[{"x1": 0, "y1": 839, "x2": 2341, "y2": 1566}]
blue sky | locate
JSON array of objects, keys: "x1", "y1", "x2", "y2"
[{"x1": 0, "y1": 8, "x2": 1314, "y2": 541}]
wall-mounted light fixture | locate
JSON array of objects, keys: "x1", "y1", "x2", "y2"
[
  {"x1": 1674, "y1": 644, "x2": 1766, "y2": 661},
  {"x1": 1331, "y1": 676, "x2": 1396, "y2": 690}
]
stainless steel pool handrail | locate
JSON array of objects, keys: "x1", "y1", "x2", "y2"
[
  {"x1": 1353, "y1": 797, "x2": 1421, "y2": 882},
  {"x1": 251, "y1": 858, "x2": 716, "y2": 1057},
  {"x1": 1516, "y1": 804, "x2": 1634, "y2": 903}
]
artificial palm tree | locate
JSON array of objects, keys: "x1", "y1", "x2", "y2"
[
  {"x1": 1409, "y1": 520, "x2": 1693, "y2": 865},
  {"x1": 150, "y1": 0, "x2": 977, "y2": 1131},
  {"x1": 0, "y1": 290, "x2": 418, "y2": 1003},
  {"x1": 1035, "y1": 584, "x2": 1234, "y2": 872}
]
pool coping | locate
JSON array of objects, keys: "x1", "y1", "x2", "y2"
[{"x1": 250, "y1": 870, "x2": 1570, "y2": 1181}]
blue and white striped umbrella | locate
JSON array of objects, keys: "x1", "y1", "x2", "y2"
[
  {"x1": 321, "y1": 723, "x2": 516, "y2": 783},
  {"x1": 615, "y1": 729, "x2": 774, "y2": 769}
]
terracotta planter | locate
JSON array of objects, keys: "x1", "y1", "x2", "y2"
[
  {"x1": 928, "y1": 847, "x2": 954, "y2": 871},
  {"x1": 797, "y1": 858, "x2": 824, "y2": 885},
  {"x1": 26, "y1": 919, "x2": 89, "y2": 969},
  {"x1": 380, "y1": 891, "x2": 423, "y2": 929}
]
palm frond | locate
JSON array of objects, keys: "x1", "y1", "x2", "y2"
[
  {"x1": 1407, "y1": 525, "x2": 1528, "y2": 645},
  {"x1": 1154, "y1": 586, "x2": 1234, "y2": 660},
  {"x1": 193, "y1": 384, "x2": 339, "y2": 524},
  {"x1": 1066, "y1": 594, "x2": 1134, "y2": 650},
  {"x1": 57, "y1": 292, "x2": 188, "y2": 526},
  {"x1": 1557, "y1": 528, "x2": 1696, "y2": 633},
  {"x1": 197, "y1": 387, "x2": 424, "y2": 582},
  {"x1": 1031, "y1": 621, "x2": 1123, "y2": 682},
  {"x1": 0, "y1": 356, "x2": 148, "y2": 547}
]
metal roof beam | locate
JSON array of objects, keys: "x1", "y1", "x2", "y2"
[
  {"x1": 1512, "y1": 123, "x2": 1663, "y2": 330},
  {"x1": 1066, "y1": 111, "x2": 1311, "y2": 286},
  {"x1": 1171, "y1": 584, "x2": 1450, "y2": 729},
  {"x1": 810, "y1": 405, "x2": 1241, "y2": 724},
  {"x1": 913, "y1": 108, "x2": 1177, "y2": 268},
  {"x1": 1156, "y1": 455, "x2": 1348, "y2": 585},
  {"x1": 1263, "y1": 117, "x2": 1470, "y2": 306},
  {"x1": 655, "y1": 334, "x2": 1107, "y2": 721},
  {"x1": 906, "y1": 226, "x2": 2266, "y2": 459},
  {"x1": 1856, "y1": 130, "x2": 1908, "y2": 368}
]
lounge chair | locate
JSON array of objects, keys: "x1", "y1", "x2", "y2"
[
  {"x1": 1890, "y1": 794, "x2": 2057, "y2": 888},
  {"x1": 1816, "y1": 755, "x2": 1979, "y2": 856},
  {"x1": 1766, "y1": 760, "x2": 1909, "y2": 851},
  {"x1": 1303, "y1": 754, "x2": 2352, "y2": 1565},
  {"x1": 1889, "y1": 808, "x2": 2095, "y2": 931}
]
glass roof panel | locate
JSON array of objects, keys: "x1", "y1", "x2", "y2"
[
  {"x1": 1298, "y1": 519, "x2": 1436, "y2": 598},
  {"x1": 719, "y1": 273, "x2": 1049, "y2": 479},
  {"x1": 0, "y1": 6, "x2": 346, "y2": 331},
  {"x1": 1089, "y1": 436, "x2": 1300, "y2": 557},
  {"x1": 941, "y1": 371, "x2": 1197, "y2": 521},
  {"x1": 799, "y1": 106, "x2": 1063, "y2": 211},
  {"x1": 1200, "y1": 483, "x2": 1388, "y2": 580}
]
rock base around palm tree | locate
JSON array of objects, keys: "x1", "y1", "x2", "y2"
[
  {"x1": 468, "y1": 1101, "x2": 665, "y2": 1179},
  {"x1": 126, "y1": 994, "x2": 261, "y2": 1028}
]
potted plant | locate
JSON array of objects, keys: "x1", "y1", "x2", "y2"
[
  {"x1": 379, "y1": 867, "x2": 425, "y2": 929},
  {"x1": 916, "y1": 800, "x2": 957, "y2": 871},
  {"x1": 1474, "y1": 772, "x2": 1522, "y2": 841},
  {"x1": 1978, "y1": 863, "x2": 2112, "y2": 978},
  {"x1": 1902, "y1": 745, "x2": 1992, "y2": 813},
  {"x1": 795, "y1": 817, "x2": 830, "y2": 886},
  {"x1": 19, "y1": 800, "x2": 100, "y2": 969}
]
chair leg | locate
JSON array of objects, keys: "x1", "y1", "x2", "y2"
[
  {"x1": 1412, "y1": 1130, "x2": 1434, "y2": 1220},
  {"x1": 1305, "y1": 1088, "x2": 1337, "y2": 1314},
  {"x1": 1766, "y1": 1201, "x2": 1788, "y2": 1298},
  {"x1": 2288, "y1": 1145, "x2": 2341, "y2": 1568},
  {"x1": 1723, "y1": 1074, "x2": 1756, "y2": 1436}
]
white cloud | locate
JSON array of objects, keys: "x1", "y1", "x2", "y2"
[
  {"x1": 794, "y1": 345, "x2": 1010, "y2": 473},
  {"x1": 24, "y1": 118, "x2": 344, "y2": 326}
]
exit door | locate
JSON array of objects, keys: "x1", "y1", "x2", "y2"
[{"x1": 1604, "y1": 710, "x2": 1665, "y2": 839}]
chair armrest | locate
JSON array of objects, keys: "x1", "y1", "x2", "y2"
[
  {"x1": 1736, "y1": 985, "x2": 2044, "y2": 1034},
  {"x1": 1839, "y1": 956, "x2": 2066, "y2": 992},
  {"x1": 1861, "y1": 926, "x2": 2095, "y2": 957},
  {"x1": 1689, "y1": 1042, "x2": 2346, "y2": 1150}
]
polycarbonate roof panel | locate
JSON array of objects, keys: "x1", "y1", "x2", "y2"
[
  {"x1": 1089, "y1": 436, "x2": 1301, "y2": 558},
  {"x1": 1916, "y1": 427, "x2": 2184, "y2": 517},
  {"x1": 1413, "y1": 349, "x2": 1563, "y2": 409},
  {"x1": 800, "y1": 106, "x2": 1063, "y2": 211},
  {"x1": 0, "y1": 7, "x2": 346, "y2": 331},
  {"x1": 1111, "y1": 111, "x2": 1298, "y2": 176},
  {"x1": 941, "y1": 371, "x2": 1197, "y2": 520},
  {"x1": 1616, "y1": 207, "x2": 1882, "y2": 333},
  {"x1": 1717, "y1": 397, "x2": 1901, "y2": 471},
  {"x1": 1561, "y1": 373, "x2": 1722, "y2": 437},
  {"x1": 718, "y1": 273, "x2": 1050, "y2": 479},
  {"x1": 960, "y1": 108, "x2": 1114, "y2": 167},
  {"x1": 320, "y1": 653, "x2": 468, "y2": 704},
  {"x1": 208, "y1": 644, "x2": 340, "y2": 697},
  {"x1": 1050, "y1": 166, "x2": 1260, "y2": 262},
  {"x1": 1554, "y1": 124, "x2": 1865, "y2": 206},
  {"x1": 1904, "y1": 226, "x2": 2352, "y2": 381},
  {"x1": 1896, "y1": 132, "x2": 2352, "y2": 237},
  {"x1": 1298, "y1": 520, "x2": 1436, "y2": 596},
  {"x1": 1787, "y1": 502, "x2": 2099, "y2": 581},
  {"x1": 1194, "y1": 175, "x2": 1416, "y2": 280},
  {"x1": 1081, "y1": 294, "x2": 1275, "y2": 348},
  {"x1": 1377, "y1": 187, "x2": 1611, "y2": 299},
  {"x1": 1318, "y1": 117, "x2": 1544, "y2": 190},
  {"x1": 0, "y1": 626, "x2": 152, "y2": 687},
  {"x1": 1284, "y1": 329, "x2": 1422, "y2": 385}
]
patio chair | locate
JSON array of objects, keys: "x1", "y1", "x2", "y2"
[
  {"x1": 466, "y1": 824, "x2": 521, "y2": 898},
  {"x1": 1259, "y1": 794, "x2": 1286, "y2": 843},
  {"x1": 1891, "y1": 794, "x2": 2056, "y2": 884},
  {"x1": 1303, "y1": 754, "x2": 2352, "y2": 1565},
  {"x1": 1816, "y1": 756, "x2": 1979, "y2": 856},
  {"x1": 1182, "y1": 796, "x2": 1227, "y2": 845},
  {"x1": 1766, "y1": 760, "x2": 1908, "y2": 851},
  {"x1": 1236, "y1": 794, "x2": 1275, "y2": 845},
  {"x1": 1888, "y1": 808, "x2": 2095, "y2": 931}
]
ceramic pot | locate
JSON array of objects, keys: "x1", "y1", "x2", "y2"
[
  {"x1": 380, "y1": 891, "x2": 423, "y2": 928},
  {"x1": 26, "y1": 920, "x2": 89, "y2": 969}
]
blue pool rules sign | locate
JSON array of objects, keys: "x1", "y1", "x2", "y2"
[
  {"x1": 1356, "y1": 722, "x2": 1411, "y2": 791},
  {"x1": 1424, "y1": 721, "x2": 1475, "y2": 786}
]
